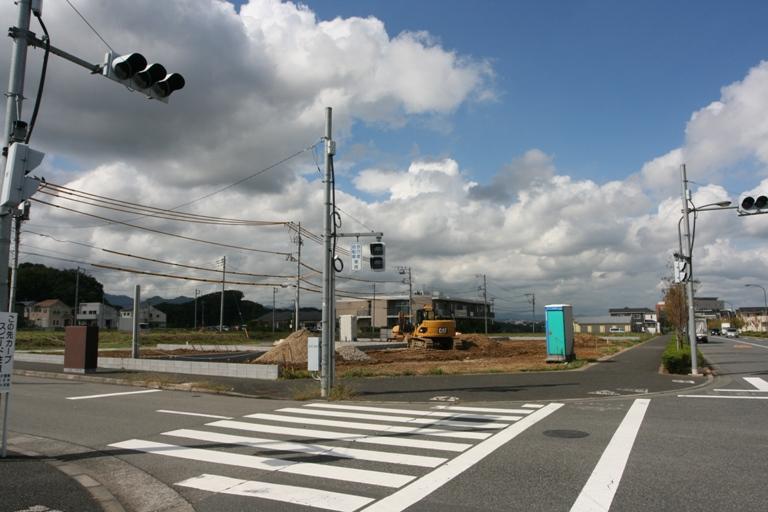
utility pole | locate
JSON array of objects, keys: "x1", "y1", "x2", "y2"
[
  {"x1": 372, "y1": 283, "x2": 376, "y2": 337},
  {"x1": 218, "y1": 256, "x2": 226, "y2": 332},
  {"x1": 194, "y1": 289, "x2": 200, "y2": 330},
  {"x1": 680, "y1": 164, "x2": 699, "y2": 375},
  {"x1": 8, "y1": 202, "x2": 28, "y2": 312},
  {"x1": 0, "y1": 0, "x2": 32, "y2": 312},
  {"x1": 272, "y1": 287, "x2": 277, "y2": 332},
  {"x1": 398, "y1": 266, "x2": 413, "y2": 324},
  {"x1": 131, "y1": 285, "x2": 140, "y2": 359},
  {"x1": 321, "y1": 107, "x2": 334, "y2": 398},
  {"x1": 295, "y1": 222, "x2": 302, "y2": 331},
  {"x1": 74, "y1": 266, "x2": 80, "y2": 326},
  {"x1": 482, "y1": 274, "x2": 488, "y2": 335},
  {"x1": 525, "y1": 292, "x2": 536, "y2": 333}
]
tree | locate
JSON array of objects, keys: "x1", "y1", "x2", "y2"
[
  {"x1": 16, "y1": 263, "x2": 103, "y2": 306},
  {"x1": 662, "y1": 280, "x2": 687, "y2": 350}
]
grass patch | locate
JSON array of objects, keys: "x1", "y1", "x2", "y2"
[
  {"x1": 340, "y1": 368, "x2": 377, "y2": 378},
  {"x1": 290, "y1": 382, "x2": 356, "y2": 401},
  {"x1": 328, "y1": 383, "x2": 357, "y2": 400},
  {"x1": 662, "y1": 335, "x2": 705, "y2": 374},
  {"x1": 281, "y1": 366, "x2": 312, "y2": 380},
  {"x1": 427, "y1": 366, "x2": 445, "y2": 375}
]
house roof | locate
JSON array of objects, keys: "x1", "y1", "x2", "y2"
[
  {"x1": 35, "y1": 299, "x2": 69, "y2": 308},
  {"x1": 575, "y1": 315, "x2": 632, "y2": 324},
  {"x1": 608, "y1": 307, "x2": 653, "y2": 314}
]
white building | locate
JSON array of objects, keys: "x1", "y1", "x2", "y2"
[
  {"x1": 77, "y1": 302, "x2": 119, "y2": 329},
  {"x1": 118, "y1": 303, "x2": 167, "y2": 331}
]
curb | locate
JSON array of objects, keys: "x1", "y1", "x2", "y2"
[{"x1": 7, "y1": 433, "x2": 194, "y2": 512}]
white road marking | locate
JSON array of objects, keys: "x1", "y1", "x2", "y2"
[
  {"x1": 731, "y1": 340, "x2": 768, "y2": 350},
  {"x1": 157, "y1": 409, "x2": 233, "y2": 419},
  {"x1": 244, "y1": 413, "x2": 492, "y2": 440},
  {"x1": 744, "y1": 377, "x2": 768, "y2": 391},
  {"x1": 109, "y1": 439, "x2": 414, "y2": 488},
  {"x1": 672, "y1": 380, "x2": 695, "y2": 384},
  {"x1": 176, "y1": 473, "x2": 373, "y2": 512},
  {"x1": 66, "y1": 389, "x2": 161, "y2": 400},
  {"x1": 360, "y1": 403, "x2": 564, "y2": 512},
  {"x1": 163, "y1": 428, "x2": 447, "y2": 468},
  {"x1": 208, "y1": 420, "x2": 471, "y2": 452},
  {"x1": 306, "y1": 402, "x2": 524, "y2": 422},
  {"x1": 679, "y1": 395, "x2": 768, "y2": 400},
  {"x1": 712, "y1": 389, "x2": 768, "y2": 393},
  {"x1": 443, "y1": 405, "x2": 538, "y2": 414},
  {"x1": 276, "y1": 407, "x2": 509, "y2": 429},
  {"x1": 570, "y1": 399, "x2": 650, "y2": 512}
]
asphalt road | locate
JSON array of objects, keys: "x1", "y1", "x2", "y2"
[{"x1": 3, "y1": 334, "x2": 767, "y2": 512}]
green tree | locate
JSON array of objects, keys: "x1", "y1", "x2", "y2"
[
  {"x1": 16, "y1": 263, "x2": 103, "y2": 306},
  {"x1": 662, "y1": 280, "x2": 687, "y2": 350}
]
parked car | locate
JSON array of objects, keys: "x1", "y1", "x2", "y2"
[
  {"x1": 710, "y1": 328, "x2": 721, "y2": 336},
  {"x1": 725, "y1": 327, "x2": 739, "y2": 338},
  {"x1": 609, "y1": 326, "x2": 624, "y2": 333}
]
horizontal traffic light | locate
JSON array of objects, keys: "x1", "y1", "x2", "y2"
[
  {"x1": 103, "y1": 52, "x2": 185, "y2": 102},
  {"x1": 738, "y1": 193, "x2": 768, "y2": 215}
]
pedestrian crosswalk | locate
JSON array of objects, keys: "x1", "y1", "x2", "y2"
[{"x1": 109, "y1": 400, "x2": 563, "y2": 512}]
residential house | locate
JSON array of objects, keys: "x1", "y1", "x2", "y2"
[
  {"x1": 609, "y1": 307, "x2": 657, "y2": 333},
  {"x1": 28, "y1": 299, "x2": 73, "y2": 329},
  {"x1": 118, "y1": 303, "x2": 168, "y2": 331},
  {"x1": 77, "y1": 302, "x2": 119, "y2": 329},
  {"x1": 574, "y1": 315, "x2": 633, "y2": 334}
]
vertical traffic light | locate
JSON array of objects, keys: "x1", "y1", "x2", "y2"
[
  {"x1": 1, "y1": 144, "x2": 43, "y2": 208},
  {"x1": 369, "y1": 242, "x2": 385, "y2": 272},
  {"x1": 103, "y1": 52, "x2": 185, "y2": 102}
]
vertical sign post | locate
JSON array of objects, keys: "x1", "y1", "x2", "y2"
[
  {"x1": 350, "y1": 242, "x2": 362, "y2": 271},
  {"x1": 0, "y1": 312, "x2": 18, "y2": 457}
]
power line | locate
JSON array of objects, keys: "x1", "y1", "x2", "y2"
[
  {"x1": 31, "y1": 197, "x2": 292, "y2": 257},
  {"x1": 64, "y1": 0, "x2": 114, "y2": 52}
]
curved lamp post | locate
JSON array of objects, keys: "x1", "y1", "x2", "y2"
[{"x1": 745, "y1": 284, "x2": 768, "y2": 332}]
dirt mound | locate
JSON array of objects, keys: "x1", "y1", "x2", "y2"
[
  {"x1": 254, "y1": 329, "x2": 310, "y2": 365},
  {"x1": 337, "y1": 345, "x2": 373, "y2": 362}
]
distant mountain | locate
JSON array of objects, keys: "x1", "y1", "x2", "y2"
[{"x1": 104, "y1": 293, "x2": 193, "y2": 308}]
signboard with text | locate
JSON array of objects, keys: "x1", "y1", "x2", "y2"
[
  {"x1": 350, "y1": 242, "x2": 362, "y2": 271},
  {"x1": 0, "y1": 313, "x2": 17, "y2": 393}
]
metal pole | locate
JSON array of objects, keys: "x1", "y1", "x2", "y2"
[
  {"x1": 408, "y1": 267, "x2": 413, "y2": 324},
  {"x1": 681, "y1": 164, "x2": 698, "y2": 375},
  {"x1": 296, "y1": 222, "x2": 301, "y2": 331},
  {"x1": 321, "y1": 107, "x2": 333, "y2": 398},
  {"x1": 131, "y1": 285, "x2": 140, "y2": 359},
  {"x1": 0, "y1": 0, "x2": 32, "y2": 312},
  {"x1": 531, "y1": 293, "x2": 535, "y2": 333},
  {"x1": 372, "y1": 283, "x2": 376, "y2": 337},
  {"x1": 219, "y1": 256, "x2": 225, "y2": 332}
]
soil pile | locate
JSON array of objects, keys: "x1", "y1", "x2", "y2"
[{"x1": 254, "y1": 329, "x2": 310, "y2": 365}]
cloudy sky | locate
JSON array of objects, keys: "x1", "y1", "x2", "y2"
[{"x1": 3, "y1": 0, "x2": 768, "y2": 318}]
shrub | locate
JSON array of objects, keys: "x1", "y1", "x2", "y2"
[{"x1": 662, "y1": 336, "x2": 705, "y2": 374}]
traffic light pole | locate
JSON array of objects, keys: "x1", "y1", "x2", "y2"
[
  {"x1": 680, "y1": 164, "x2": 699, "y2": 375},
  {"x1": 0, "y1": 0, "x2": 32, "y2": 312},
  {"x1": 321, "y1": 108, "x2": 333, "y2": 398}
]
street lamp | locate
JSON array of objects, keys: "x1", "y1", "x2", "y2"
[
  {"x1": 679, "y1": 163, "x2": 736, "y2": 375},
  {"x1": 744, "y1": 284, "x2": 767, "y2": 332}
]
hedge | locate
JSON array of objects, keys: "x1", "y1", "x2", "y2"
[{"x1": 662, "y1": 335, "x2": 705, "y2": 374}]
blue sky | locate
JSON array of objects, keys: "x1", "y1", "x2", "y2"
[{"x1": 297, "y1": 0, "x2": 768, "y2": 188}]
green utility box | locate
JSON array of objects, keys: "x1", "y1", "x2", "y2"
[{"x1": 545, "y1": 304, "x2": 574, "y2": 362}]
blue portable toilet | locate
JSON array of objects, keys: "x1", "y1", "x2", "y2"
[{"x1": 545, "y1": 304, "x2": 574, "y2": 362}]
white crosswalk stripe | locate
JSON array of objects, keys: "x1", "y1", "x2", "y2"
[{"x1": 111, "y1": 401, "x2": 560, "y2": 512}]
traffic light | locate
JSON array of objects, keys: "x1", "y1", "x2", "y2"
[
  {"x1": 102, "y1": 52, "x2": 185, "y2": 102},
  {"x1": 369, "y1": 242, "x2": 385, "y2": 272},
  {"x1": 738, "y1": 193, "x2": 768, "y2": 215},
  {"x1": 1, "y1": 143, "x2": 43, "y2": 208}
]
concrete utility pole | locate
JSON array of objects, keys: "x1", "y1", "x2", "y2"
[
  {"x1": 131, "y1": 285, "x2": 140, "y2": 359},
  {"x1": 482, "y1": 274, "x2": 488, "y2": 335},
  {"x1": 295, "y1": 222, "x2": 302, "y2": 331},
  {"x1": 8, "y1": 203, "x2": 28, "y2": 312},
  {"x1": 218, "y1": 256, "x2": 226, "y2": 332},
  {"x1": 372, "y1": 283, "x2": 376, "y2": 337},
  {"x1": 74, "y1": 267, "x2": 80, "y2": 326},
  {"x1": 0, "y1": 0, "x2": 32, "y2": 312},
  {"x1": 526, "y1": 292, "x2": 536, "y2": 333},
  {"x1": 194, "y1": 289, "x2": 200, "y2": 330},
  {"x1": 680, "y1": 164, "x2": 699, "y2": 375},
  {"x1": 398, "y1": 266, "x2": 413, "y2": 324},
  {"x1": 272, "y1": 287, "x2": 277, "y2": 332},
  {"x1": 321, "y1": 107, "x2": 334, "y2": 398}
]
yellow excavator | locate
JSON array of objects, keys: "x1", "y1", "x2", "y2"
[{"x1": 392, "y1": 305, "x2": 457, "y2": 349}]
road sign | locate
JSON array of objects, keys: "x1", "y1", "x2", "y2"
[
  {"x1": 351, "y1": 242, "x2": 362, "y2": 271},
  {"x1": 0, "y1": 313, "x2": 17, "y2": 393}
]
